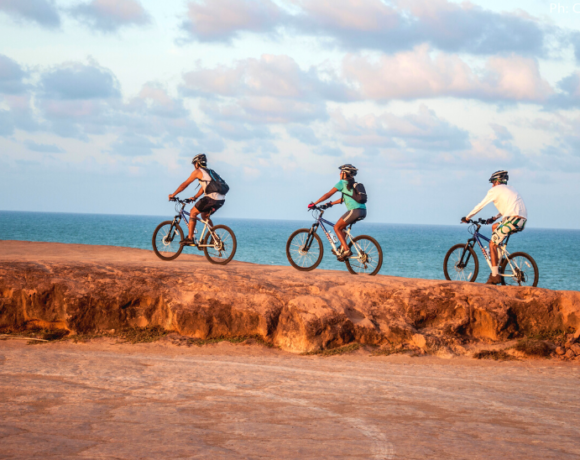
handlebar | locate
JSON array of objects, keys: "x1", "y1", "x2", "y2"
[
  {"x1": 308, "y1": 202, "x2": 333, "y2": 211},
  {"x1": 463, "y1": 218, "x2": 493, "y2": 225},
  {"x1": 170, "y1": 197, "x2": 195, "y2": 204}
]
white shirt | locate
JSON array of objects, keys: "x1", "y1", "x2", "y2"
[
  {"x1": 466, "y1": 184, "x2": 527, "y2": 220},
  {"x1": 199, "y1": 168, "x2": 226, "y2": 201}
]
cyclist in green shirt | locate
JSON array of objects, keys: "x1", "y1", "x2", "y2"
[{"x1": 309, "y1": 164, "x2": 366, "y2": 260}]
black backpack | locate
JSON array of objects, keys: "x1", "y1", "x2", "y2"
[
  {"x1": 202, "y1": 169, "x2": 230, "y2": 195},
  {"x1": 343, "y1": 182, "x2": 367, "y2": 204}
]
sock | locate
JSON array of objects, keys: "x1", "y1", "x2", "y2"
[{"x1": 491, "y1": 266, "x2": 499, "y2": 276}]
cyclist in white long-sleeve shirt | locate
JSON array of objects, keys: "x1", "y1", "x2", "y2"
[{"x1": 461, "y1": 170, "x2": 528, "y2": 285}]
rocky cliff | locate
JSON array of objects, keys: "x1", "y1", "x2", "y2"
[{"x1": 1, "y1": 241, "x2": 579, "y2": 356}]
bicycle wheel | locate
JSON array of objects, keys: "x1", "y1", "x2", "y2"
[
  {"x1": 500, "y1": 252, "x2": 539, "y2": 287},
  {"x1": 203, "y1": 225, "x2": 237, "y2": 265},
  {"x1": 443, "y1": 244, "x2": 479, "y2": 282},
  {"x1": 345, "y1": 235, "x2": 383, "y2": 275},
  {"x1": 152, "y1": 220, "x2": 184, "y2": 261},
  {"x1": 286, "y1": 229, "x2": 324, "y2": 271}
]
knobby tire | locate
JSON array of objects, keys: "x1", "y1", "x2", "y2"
[
  {"x1": 443, "y1": 244, "x2": 479, "y2": 282},
  {"x1": 344, "y1": 235, "x2": 383, "y2": 276},
  {"x1": 203, "y1": 225, "x2": 237, "y2": 265},
  {"x1": 286, "y1": 228, "x2": 324, "y2": 271},
  {"x1": 152, "y1": 220, "x2": 184, "y2": 261},
  {"x1": 500, "y1": 251, "x2": 539, "y2": 287}
]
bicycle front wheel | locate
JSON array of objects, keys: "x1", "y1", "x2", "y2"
[
  {"x1": 345, "y1": 235, "x2": 383, "y2": 275},
  {"x1": 500, "y1": 252, "x2": 539, "y2": 287},
  {"x1": 443, "y1": 244, "x2": 479, "y2": 282},
  {"x1": 152, "y1": 220, "x2": 184, "y2": 261},
  {"x1": 203, "y1": 225, "x2": 237, "y2": 265},
  {"x1": 286, "y1": 229, "x2": 324, "y2": 271}
]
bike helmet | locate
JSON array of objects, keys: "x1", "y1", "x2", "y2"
[
  {"x1": 338, "y1": 164, "x2": 358, "y2": 177},
  {"x1": 489, "y1": 170, "x2": 508, "y2": 184},
  {"x1": 192, "y1": 153, "x2": 207, "y2": 167}
]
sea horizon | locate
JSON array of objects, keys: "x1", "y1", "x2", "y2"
[
  {"x1": 1, "y1": 210, "x2": 579, "y2": 292},
  {"x1": 2, "y1": 209, "x2": 579, "y2": 232}
]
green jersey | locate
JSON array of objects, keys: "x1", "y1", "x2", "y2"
[{"x1": 335, "y1": 180, "x2": 366, "y2": 211}]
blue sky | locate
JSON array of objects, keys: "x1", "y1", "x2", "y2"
[{"x1": 1, "y1": 0, "x2": 580, "y2": 228}]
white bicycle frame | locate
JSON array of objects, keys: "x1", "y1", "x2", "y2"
[
  {"x1": 315, "y1": 211, "x2": 364, "y2": 261},
  {"x1": 172, "y1": 206, "x2": 221, "y2": 249},
  {"x1": 472, "y1": 230, "x2": 521, "y2": 280}
]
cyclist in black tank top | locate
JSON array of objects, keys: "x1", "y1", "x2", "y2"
[{"x1": 168, "y1": 154, "x2": 225, "y2": 245}]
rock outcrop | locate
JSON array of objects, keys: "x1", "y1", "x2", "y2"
[{"x1": 1, "y1": 241, "x2": 579, "y2": 354}]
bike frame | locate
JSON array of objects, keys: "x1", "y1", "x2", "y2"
[
  {"x1": 171, "y1": 202, "x2": 219, "y2": 248},
  {"x1": 306, "y1": 209, "x2": 363, "y2": 258},
  {"x1": 460, "y1": 223, "x2": 518, "y2": 278}
]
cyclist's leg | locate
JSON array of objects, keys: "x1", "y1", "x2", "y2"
[
  {"x1": 187, "y1": 196, "x2": 211, "y2": 240},
  {"x1": 490, "y1": 223, "x2": 500, "y2": 267},
  {"x1": 490, "y1": 217, "x2": 524, "y2": 282},
  {"x1": 335, "y1": 209, "x2": 366, "y2": 254},
  {"x1": 334, "y1": 218, "x2": 349, "y2": 251},
  {"x1": 188, "y1": 206, "x2": 201, "y2": 240},
  {"x1": 201, "y1": 199, "x2": 224, "y2": 228}
]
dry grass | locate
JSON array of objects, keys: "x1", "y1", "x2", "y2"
[
  {"x1": 473, "y1": 349, "x2": 517, "y2": 361},
  {"x1": 0, "y1": 328, "x2": 70, "y2": 344},
  {"x1": 525, "y1": 330, "x2": 567, "y2": 342},
  {"x1": 302, "y1": 343, "x2": 360, "y2": 356},
  {"x1": 118, "y1": 326, "x2": 169, "y2": 344},
  {"x1": 179, "y1": 335, "x2": 274, "y2": 348},
  {"x1": 71, "y1": 332, "x2": 113, "y2": 343},
  {"x1": 512, "y1": 339, "x2": 553, "y2": 358}
]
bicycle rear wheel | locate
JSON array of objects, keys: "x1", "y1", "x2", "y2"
[
  {"x1": 500, "y1": 252, "x2": 539, "y2": 287},
  {"x1": 152, "y1": 220, "x2": 184, "y2": 261},
  {"x1": 344, "y1": 235, "x2": 383, "y2": 275},
  {"x1": 203, "y1": 225, "x2": 237, "y2": 265},
  {"x1": 443, "y1": 244, "x2": 479, "y2": 282},
  {"x1": 286, "y1": 229, "x2": 324, "y2": 271}
]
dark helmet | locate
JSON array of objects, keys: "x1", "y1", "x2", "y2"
[
  {"x1": 192, "y1": 153, "x2": 207, "y2": 167},
  {"x1": 338, "y1": 164, "x2": 358, "y2": 177},
  {"x1": 489, "y1": 170, "x2": 508, "y2": 184}
]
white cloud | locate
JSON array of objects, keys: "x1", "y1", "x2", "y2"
[
  {"x1": 331, "y1": 104, "x2": 470, "y2": 151},
  {"x1": 70, "y1": 0, "x2": 151, "y2": 33},
  {"x1": 180, "y1": 0, "x2": 282, "y2": 42},
  {"x1": 180, "y1": 0, "x2": 554, "y2": 57},
  {"x1": 0, "y1": 54, "x2": 28, "y2": 94},
  {"x1": 342, "y1": 46, "x2": 554, "y2": 103},
  {"x1": 0, "y1": 0, "x2": 60, "y2": 29}
]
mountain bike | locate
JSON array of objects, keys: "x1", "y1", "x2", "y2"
[
  {"x1": 286, "y1": 203, "x2": 383, "y2": 275},
  {"x1": 152, "y1": 197, "x2": 236, "y2": 264},
  {"x1": 443, "y1": 218, "x2": 538, "y2": 287}
]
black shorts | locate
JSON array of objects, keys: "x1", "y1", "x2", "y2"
[
  {"x1": 195, "y1": 197, "x2": 225, "y2": 214},
  {"x1": 341, "y1": 208, "x2": 366, "y2": 225}
]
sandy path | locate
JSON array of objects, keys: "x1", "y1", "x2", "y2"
[{"x1": 1, "y1": 340, "x2": 579, "y2": 460}]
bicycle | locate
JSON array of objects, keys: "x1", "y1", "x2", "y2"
[
  {"x1": 286, "y1": 203, "x2": 383, "y2": 275},
  {"x1": 443, "y1": 218, "x2": 539, "y2": 287},
  {"x1": 152, "y1": 197, "x2": 237, "y2": 264}
]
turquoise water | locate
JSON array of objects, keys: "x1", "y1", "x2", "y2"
[{"x1": 1, "y1": 211, "x2": 579, "y2": 291}]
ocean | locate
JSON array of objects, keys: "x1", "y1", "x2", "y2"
[{"x1": 1, "y1": 210, "x2": 579, "y2": 292}]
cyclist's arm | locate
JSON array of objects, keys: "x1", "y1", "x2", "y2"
[
  {"x1": 329, "y1": 198, "x2": 342, "y2": 206},
  {"x1": 191, "y1": 186, "x2": 204, "y2": 201},
  {"x1": 169, "y1": 170, "x2": 201, "y2": 198},
  {"x1": 466, "y1": 189, "x2": 495, "y2": 220},
  {"x1": 313, "y1": 188, "x2": 339, "y2": 205}
]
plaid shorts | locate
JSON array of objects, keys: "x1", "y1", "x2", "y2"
[{"x1": 491, "y1": 216, "x2": 527, "y2": 245}]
